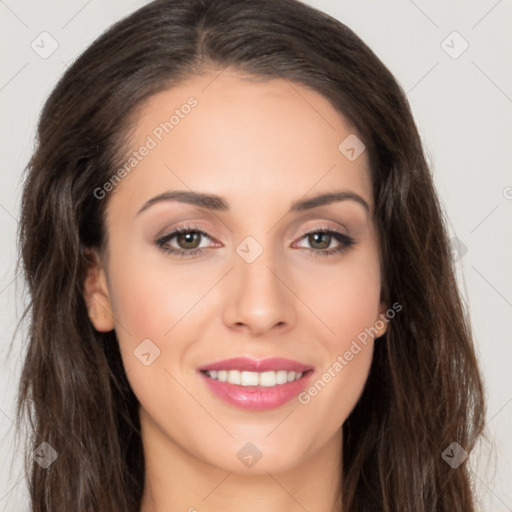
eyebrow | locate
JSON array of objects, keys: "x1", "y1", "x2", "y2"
[{"x1": 136, "y1": 189, "x2": 370, "y2": 216}]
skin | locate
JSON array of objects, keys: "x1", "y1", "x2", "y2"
[{"x1": 84, "y1": 68, "x2": 387, "y2": 512}]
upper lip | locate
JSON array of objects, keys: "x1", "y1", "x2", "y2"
[{"x1": 198, "y1": 356, "x2": 314, "y2": 373}]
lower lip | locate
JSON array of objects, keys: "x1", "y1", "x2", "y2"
[{"x1": 199, "y1": 371, "x2": 314, "y2": 411}]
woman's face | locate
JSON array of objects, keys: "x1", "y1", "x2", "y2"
[{"x1": 85, "y1": 68, "x2": 387, "y2": 474}]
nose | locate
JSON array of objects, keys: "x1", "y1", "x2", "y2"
[{"x1": 222, "y1": 243, "x2": 296, "y2": 337}]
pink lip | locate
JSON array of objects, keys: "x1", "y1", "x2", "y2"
[
  {"x1": 198, "y1": 356, "x2": 313, "y2": 373},
  {"x1": 197, "y1": 357, "x2": 315, "y2": 411}
]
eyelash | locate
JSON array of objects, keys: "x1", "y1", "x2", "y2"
[{"x1": 155, "y1": 225, "x2": 356, "y2": 258}]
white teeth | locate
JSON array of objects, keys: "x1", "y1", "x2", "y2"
[
  {"x1": 205, "y1": 369, "x2": 304, "y2": 386},
  {"x1": 276, "y1": 370, "x2": 288, "y2": 384},
  {"x1": 259, "y1": 371, "x2": 278, "y2": 387},
  {"x1": 227, "y1": 369, "x2": 241, "y2": 385},
  {"x1": 240, "y1": 371, "x2": 259, "y2": 386}
]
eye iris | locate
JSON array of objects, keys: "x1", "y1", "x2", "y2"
[
  {"x1": 177, "y1": 232, "x2": 201, "y2": 249},
  {"x1": 309, "y1": 232, "x2": 330, "y2": 250}
]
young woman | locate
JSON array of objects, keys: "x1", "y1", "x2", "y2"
[{"x1": 16, "y1": 0, "x2": 486, "y2": 510}]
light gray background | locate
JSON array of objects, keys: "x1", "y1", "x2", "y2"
[{"x1": 1, "y1": 0, "x2": 511, "y2": 510}]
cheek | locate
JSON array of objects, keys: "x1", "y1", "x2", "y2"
[
  {"x1": 105, "y1": 243, "x2": 230, "y2": 400},
  {"x1": 329, "y1": 264, "x2": 381, "y2": 341},
  {"x1": 293, "y1": 262, "x2": 380, "y2": 424},
  {"x1": 106, "y1": 255, "x2": 200, "y2": 415},
  {"x1": 292, "y1": 251, "x2": 381, "y2": 419},
  {"x1": 107, "y1": 244, "x2": 207, "y2": 339},
  {"x1": 297, "y1": 340, "x2": 374, "y2": 442},
  {"x1": 295, "y1": 246, "x2": 382, "y2": 342}
]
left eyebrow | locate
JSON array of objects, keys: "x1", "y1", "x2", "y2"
[
  {"x1": 290, "y1": 190, "x2": 370, "y2": 213},
  {"x1": 136, "y1": 189, "x2": 370, "y2": 216}
]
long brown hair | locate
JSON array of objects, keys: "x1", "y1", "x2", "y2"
[{"x1": 16, "y1": 0, "x2": 486, "y2": 510}]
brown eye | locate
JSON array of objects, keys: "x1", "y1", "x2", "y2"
[
  {"x1": 155, "y1": 227, "x2": 213, "y2": 258},
  {"x1": 307, "y1": 232, "x2": 332, "y2": 250},
  {"x1": 175, "y1": 231, "x2": 202, "y2": 250},
  {"x1": 294, "y1": 229, "x2": 356, "y2": 257}
]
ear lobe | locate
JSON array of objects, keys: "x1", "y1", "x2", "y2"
[
  {"x1": 83, "y1": 248, "x2": 115, "y2": 332},
  {"x1": 375, "y1": 302, "x2": 389, "y2": 339}
]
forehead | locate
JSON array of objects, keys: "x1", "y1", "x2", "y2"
[{"x1": 107, "y1": 69, "x2": 373, "y2": 218}]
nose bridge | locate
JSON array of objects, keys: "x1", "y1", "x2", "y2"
[
  {"x1": 235, "y1": 233, "x2": 282, "y2": 299},
  {"x1": 222, "y1": 233, "x2": 294, "y2": 333}
]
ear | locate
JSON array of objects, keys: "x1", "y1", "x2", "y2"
[
  {"x1": 374, "y1": 302, "x2": 389, "y2": 339},
  {"x1": 83, "y1": 248, "x2": 115, "y2": 332}
]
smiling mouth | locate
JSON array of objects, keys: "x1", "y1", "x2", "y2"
[{"x1": 200, "y1": 369, "x2": 312, "y2": 387}]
